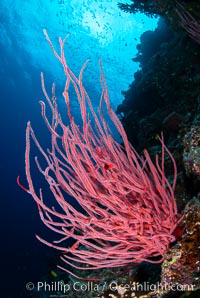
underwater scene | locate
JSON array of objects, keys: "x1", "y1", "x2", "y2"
[{"x1": 1, "y1": 0, "x2": 200, "y2": 297}]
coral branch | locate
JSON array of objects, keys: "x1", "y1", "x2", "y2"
[
  {"x1": 18, "y1": 30, "x2": 181, "y2": 277},
  {"x1": 176, "y1": 2, "x2": 200, "y2": 44}
]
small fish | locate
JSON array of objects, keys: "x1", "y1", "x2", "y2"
[{"x1": 50, "y1": 270, "x2": 57, "y2": 278}]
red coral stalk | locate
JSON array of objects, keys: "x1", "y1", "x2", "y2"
[{"x1": 18, "y1": 30, "x2": 181, "y2": 278}]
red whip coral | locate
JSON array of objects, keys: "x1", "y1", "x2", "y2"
[{"x1": 18, "y1": 30, "x2": 180, "y2": 278}]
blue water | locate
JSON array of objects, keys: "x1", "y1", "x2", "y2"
[{"x1": 0, "y1": 0, "x2": 158, "y2": 296}]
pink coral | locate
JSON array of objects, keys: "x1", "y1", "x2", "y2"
[{"x1": 17, "y1": 30, "x2": 180, "y2": 279}]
